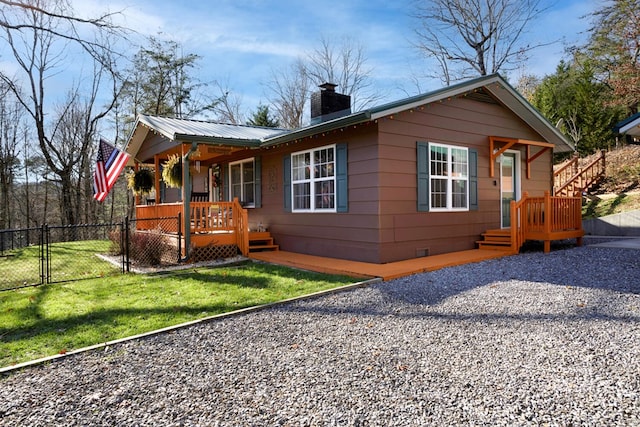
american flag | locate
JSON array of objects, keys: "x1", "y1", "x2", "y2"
[{"x1": 93, "y1": 139, "x2": 130, "y2": 202}]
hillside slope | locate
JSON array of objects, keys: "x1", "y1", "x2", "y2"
[
  {"x1": 586, "y1": 144, "x2": 640, "y2": 194},
  {"x1": 579, "y1": 145, "x2": 640, "y2": 218}
]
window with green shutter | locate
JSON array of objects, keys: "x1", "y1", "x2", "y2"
[{"x1": 417, "y1": 142, "x2": 477, "y2": 212}]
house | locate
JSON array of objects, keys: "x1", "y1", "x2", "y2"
[
  {"x1": 125, "y1": 73, "x2": 583, "y2": 263},
  {"x1": 614, "y1": 112, "x2": 640, "y2": 143}
]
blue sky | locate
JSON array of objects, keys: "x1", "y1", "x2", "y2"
[{"x1": 69, "y1": 1, "x2": 601, "y2": 117}]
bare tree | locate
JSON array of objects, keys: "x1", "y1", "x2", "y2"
[
  {"x1": 303, "y1": 35, "x2": 379, "y2": 111},
  {"x1": 0, "y1": 84, "x2": 24, "y2": 229},
  {"x1": 267, "y1": 59, "x2": 310, "y2": 129},
  {"x1": 211, "y1": 81, "x2": 245, "y2": 124},
  {"x1": 0, "y1": 0, "x2": 125, "y2": 68},
  {"x1": 412, "y1": 0, "x2": 549, "y2": 84},
  {"x1": 586, "y1": 0, "x2": 640, "y2": 113},
  {"x1": 514, "y1": 72, "x2": 541, "y2": 102},
  {"x1": 265, "y1": 35, "x2": 377, "y2": 129},
  {"x1": 0, "y1": 1, "x2": 121, "y2": 225}
]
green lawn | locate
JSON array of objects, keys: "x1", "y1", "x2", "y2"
[
  {"x1": 0, "y1": 240, "x2": 119, "y2": 289},
  {"x1": 0, "y1": 261, "x2": 357, "y2": 368},
  {"x1": 582, "y1": 192, "x2": 640, "y2": 219}
]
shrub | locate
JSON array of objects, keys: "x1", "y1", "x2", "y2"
[{"x1": 128, "y1": 230, "x2": 172, "y2": 266}]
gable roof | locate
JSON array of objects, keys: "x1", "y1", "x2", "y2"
[
  {"x1": 261, "y1": 74, "x2": 574, "y2": 152},
  {"x1": 125, "y1": 74, "x2": 574, "y2": 161},
  {"x1": 126, "y1": 114, "x2": 289, "y2": 164},
  {"x1": 614, "y1": 112, "x2": 640, "y2": 137}
]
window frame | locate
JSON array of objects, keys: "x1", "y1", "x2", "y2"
[
  {"x1": 290, "y1": 144, "x2": 337, "y2": 213},
  {"x1": 428, "y1": 142, "x2": 469, "y2": 212},
  {"x1": 228, "y1": 158, "x2": 255, "y2": 208}
]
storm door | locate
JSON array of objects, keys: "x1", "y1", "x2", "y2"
[{"x1": 500, "y1": 151, "x2": 520, "y2": 228}]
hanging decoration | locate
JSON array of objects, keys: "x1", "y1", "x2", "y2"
[
  {"x1": 162, "y1": 154, "x2": 183, "y2": 188},
  {"x1": 127, "y1": 168, "x2": 154, "y2": 196}
]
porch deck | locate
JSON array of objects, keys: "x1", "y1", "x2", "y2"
[{"x1": 250, "y1": 248, "x2": 512, "y2": 281}]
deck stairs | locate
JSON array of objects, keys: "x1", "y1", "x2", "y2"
[
  {"x1": 476, "y1": 229, "x2": 513, "y2": 251},
  {"x1": 248, "y1": 231, "x2": 279, "y2": 253},
  {"x1": 554, "y1": 150, "x2": 606, "y2": 197}
]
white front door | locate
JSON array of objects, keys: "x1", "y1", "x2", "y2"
[{"x1": 500, "y1": 151, "x2": 521, "y2": 228}]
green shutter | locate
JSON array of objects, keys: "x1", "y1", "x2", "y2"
[
  {"x1": 417, "y1": 141, "x2": 430, "y2": 212},
  {"x1": 283, "y1": 155, "x2": 291, "y2": 212},
  {"x1": 336, "y1": 143, "x2": 348, "y2": 212},
  {"x1": 254, "y1": 156, "x2": 261, "y2": 208},
  {"x1": 469, "y1": 148, "x2": 478, "y2": 211}
]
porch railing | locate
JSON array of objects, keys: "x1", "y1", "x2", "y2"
[
  {"x1": 510, "y1": 191, "x2": 583, "y2": 253},
  {"x1": 135, "y1": 202, "x2": 182, "y2": 233},
  {"x1": 135, "y1": 198, "x2": 250, "y2": 256}
]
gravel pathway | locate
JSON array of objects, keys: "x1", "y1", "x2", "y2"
[{"x1": 1, "y1": 245, "x2": 639, "y2": 426}]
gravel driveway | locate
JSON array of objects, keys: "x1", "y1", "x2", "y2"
[{"x1": 1, "y1": 245, "x2": 639, "y2": 426}]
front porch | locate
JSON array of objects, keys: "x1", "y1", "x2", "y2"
[
  {"x1": 478, "y1": 191, "x2": 584, "y2": 253},
  {"x1": 135, "y1": 191, "x2": 583, "y2": 266},
  {"x1": 134, "y1": 199, "x2": 272, "y2": 259}
]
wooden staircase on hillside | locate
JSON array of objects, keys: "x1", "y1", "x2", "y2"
[
  {"x1": 248, "y1": 231, "x2": 279, "y2": 253},
  {"x1": 476, "y1": 229, "x2": 513, "y2": 251},
  {"x1": 554, "y1": 150, "x2": 606, "y2": 197}
]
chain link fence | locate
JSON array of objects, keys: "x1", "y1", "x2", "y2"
[
  {"x1": 46, "y1": 223, "x2": 125, "y2": 284},
  {"x1": 0, "y1": 216, "x2": 184, "y2": 291},
  {"x1": 124, "y1": 216, "x2": 182, "y2": 271},
  {"x1": 0, "y1": 227, "x2": 45, "y2": 289}
]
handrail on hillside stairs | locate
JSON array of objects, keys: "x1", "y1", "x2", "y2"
[{"x1": 554, "y1": 150, "x2": 606, "y2": 197}]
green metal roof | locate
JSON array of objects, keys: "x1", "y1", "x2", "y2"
[
  {"x1": 261, "y1": 74, "x2": 574, "y2": 153},
  {"x1": 138, "y1": 114, "x2": 288, "y2": 145},
  {"x1": 126, "y1": 74, "x2": 575, "y2": 159}
]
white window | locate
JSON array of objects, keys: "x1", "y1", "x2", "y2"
[
  {"x1": 429, "y1": 143, "x2": 469, "y2": 211},
  {"x1": 229, "y1": 158, "x2": 255, "y2": 207},
  {"x1": 291, "y1": 145, "x2": 336, "y2": 212}
]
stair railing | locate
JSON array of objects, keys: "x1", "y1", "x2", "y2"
[
  {"x1": 232, "y1": 197, "x2": 250, "y2": 256},
  {"x1": 553, "y1": 154, "x2": 579, "y2": 192},
  {"x1": 510, "y1": 192, "x2": 529, "y2": 253},
  {"x1": 554, "y1": 150, "x2": 606, "y2": 197},
  {"x1": 510, "y1": 191, "x2": 584, "y2": 253}
]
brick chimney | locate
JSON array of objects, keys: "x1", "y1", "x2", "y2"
[{"x1": 310, "y1": 83, "x2": 351, "y2": 124}]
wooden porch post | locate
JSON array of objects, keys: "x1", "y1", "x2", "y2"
[
  {"x1": 543, "y1": 191, "x2": 552, "y2": 253},
  {"x1": 134, "y1": 163, "x2": 140, "y2": 206},
  {"x1": 154, "y1": 155, "x2": 160, "y2": 203},
  {"x1": 181, "y1": 142, "x2": 198, "y2": 260}
]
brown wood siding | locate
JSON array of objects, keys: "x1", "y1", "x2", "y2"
[
  {"x1": 242, "y1": 96, "x2": 553, "y2": 264},
  {"x1": 249, "y1": 124, "x2": 385, "y2": 263},
  {"x1": 376, "y1": 96, "x2": 552, "y2": 262}
]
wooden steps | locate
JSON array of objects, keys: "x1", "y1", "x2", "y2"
[
  {"x1": 476, "y1": 229, "x2": 512, "y2": 251},
  {"x1": 248, "y1": 231, "x2": 279, "y2": 253}
]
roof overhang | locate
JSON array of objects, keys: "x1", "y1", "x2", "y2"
[
  {"x1": 489, "y1": 136, "x2": 555, "y2": 179},
  {"x1": 261, "y1": 111, "x2": 371, "y2": 147},
  {"x1": 261, "y1": 74, "x2": 574, "y2": 153},
  {"x1": 615, "y1": 112, "x2": 640, "y2": 137},
  {"x1": 125, "y1": 74, "x2": 574, "y2": 162},
  {"x1": 125, "y1": 114, "x2": 284, "y2": 165},
  {"x1": 368, "y1": 74, "x2": 574, "y2": 153}
]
